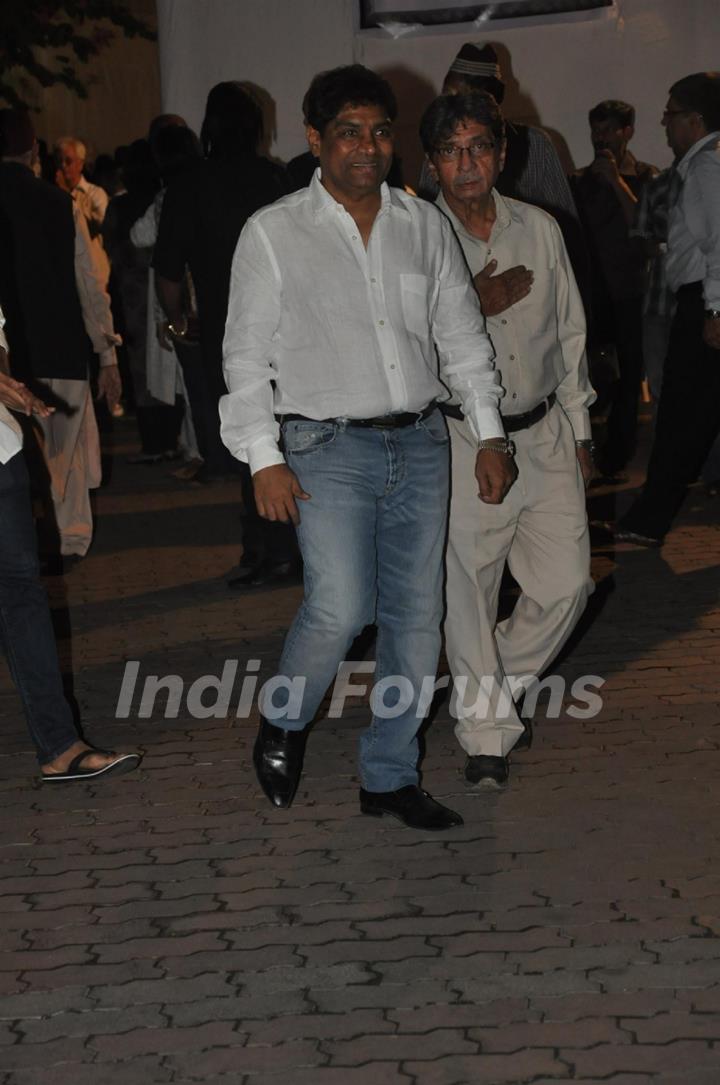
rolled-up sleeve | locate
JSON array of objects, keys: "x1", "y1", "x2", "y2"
[{"x1": 219, "y1": 218, "x2": 285, "y2": 474}]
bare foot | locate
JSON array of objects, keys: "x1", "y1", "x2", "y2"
[{"x1": 42, "y1": 742, "x2": 128, "y2": 777}]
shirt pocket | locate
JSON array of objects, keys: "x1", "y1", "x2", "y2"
[
  {"x1": 400, "y1": 273, "x2": 437, "y2": 340},
  {"x1": 512, "y1": 264, "x2": 556, "y2": 335}
]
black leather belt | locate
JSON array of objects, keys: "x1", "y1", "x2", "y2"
[
  {"x1": 279, "y1": 402, "x2": 436, "y2": 430},
  {"x1": 441, "y1": 392, "x2": 556, "y2": 433}
]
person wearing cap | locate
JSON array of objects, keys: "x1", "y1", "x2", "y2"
[
  {"x1": 421, "y1": 90, "x2": 595, "y2": 789},
  {"x1": 0, "y1": 308, "x2": 141, "y2": 782},
  {"x1": 220, "y1": 65, "x2": 514, "y2": 830},
  {"x1": 611, "y1": 73, "x2": 720, "y2": 546},
  {"x1": 418, "y1": 43, "x2": 587, "y2": 310},
  {"x1": 0, "y1": 109, "x2": 122, "y2": 562}
]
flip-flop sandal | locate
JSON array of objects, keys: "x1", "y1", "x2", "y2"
[{"x1": 41, "y1": 748, "x2": 142, "y2": 783}]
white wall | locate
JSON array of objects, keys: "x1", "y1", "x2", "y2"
[
  {"x1": 157, "y1": 0, "x2": 720, "y2": 183},
  {"x1": 156, "y1": 0, "x2": 355, "y2": 157}
]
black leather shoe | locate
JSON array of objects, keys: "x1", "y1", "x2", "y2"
[
  {"x1": 359, "y1": 785, "x2": 463, "y2": 830},
  {"x1": 229, "y1": 559, "x2": 302, "y2": 589},
  {"x1": 513, "y1": 718, "x2": 533, "y2": 751},
  {"x1": 465, "y1": 755, "x2": 509, "y2": 788},
  {"x1": 253, "y1": 718, "x2": 307, "y2": 809}
]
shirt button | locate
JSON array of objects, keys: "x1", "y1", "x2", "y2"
[
  {"x1": 371, "y1": 277, "x2": 377, "y2": 283},
  {"x1": 501, "y1": 319, "x2": 507, "y2": 325},
  {"x1": 352, "y1": 235, "x2": 358, "y2": 240},
  {"x1": 379, "y1": 320, "x2": 385, "y2": 326},
  {"x1": 390, "y1": 364, "x2": 396, "y2": 370},
  {"x1": 509, "y1": 354, "x2": 516, "y2": 360},
  {"x1": 512, "y1": 393, "x2": 518, "y2": 399}
]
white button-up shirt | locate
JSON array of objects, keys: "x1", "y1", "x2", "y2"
[
  {"x1": 666, "y1": 131, "x2": 720, "y2": 308},
  {"x1": 0, "y1": 310, "x2": 22, "y2": 465},
  {"x1": 436, "y1": 190, "x2": 595, "y2": 440},
  {"x1": 220, "y1": 172, "x2": 504, "y2": 474}
]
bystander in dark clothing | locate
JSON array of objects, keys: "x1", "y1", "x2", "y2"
[
  {"x1": 616, "y1": 74, "x2": 720, "y2": 543},
  {"x1": 154, "y1": 81, "x2": 298, "y2": 585},
  {"x1": 571, "y1": 100, "x2": 657, "y2": 478}
]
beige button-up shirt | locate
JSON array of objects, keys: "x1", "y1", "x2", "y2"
[{"x1": 436, "y1": 189, "x2": 595, "y2": 440}]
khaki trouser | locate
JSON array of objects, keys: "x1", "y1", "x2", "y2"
[
  {"x1": 444, "y1": 405, "x2": 593, "y2": 758},
  {"x1": 37, "y1": 378, "x2": 101, "y2": 557}
]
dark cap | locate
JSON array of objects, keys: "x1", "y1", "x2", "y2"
[{"x1": 448, "y1": 43, "x2": 502, "y2": 83}]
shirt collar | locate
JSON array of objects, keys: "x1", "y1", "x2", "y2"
[
  {"x1": 677, "y1": 131, "x2": 720, "y2": 177},
  {"x1": 435, "y1": 187, "x2": 509, "y2": 242},
  {"x1": 309, "y1": 168, "x2": 409, "y2": 221}
]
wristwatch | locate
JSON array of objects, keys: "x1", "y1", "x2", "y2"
[
  {"x1": 575, "y1": 439, "x2": 596, "y2": 455},
  {"x1": 704, "y1": 309, "x2": 720, "y2": 320},
  {"x1": 478, "y1": 437, "x2": 516, "y2": 456}
]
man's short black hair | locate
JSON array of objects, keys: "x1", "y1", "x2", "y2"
[
  {"x1": 669, "y1": 72, "x2": 720, "y2": 132},
  {"x1": 588, "y1": 100, "x2": 635, "y2": 128},
  {"x1": 201, "y1": 82, "x2": 263, "y2": 159},
  {"x1": 419, "y1": 92, "x2": 505, "y2": 155},
  {"x1": 304, "y1": 65, "x2": 397, "y2": 135}
]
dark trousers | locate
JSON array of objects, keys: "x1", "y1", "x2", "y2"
[
  {"x1": 620, "y1": 282, "x2": 720, "y2": 539},
  {"x1": 600, "y1": 296, "x2": 644, "y2": 473},
  {"x1": 174, "y1": 340, "x2": 236, "y2": 477},
  {"x1": 0, "y1": 452, "x2": 78, "y2": 765},
  {"x1": 174, "y1": 340, "x2": 297, "y2": 565},
  {"x1": 238, "y1": 462, "x2": 299, "y2": 567}
]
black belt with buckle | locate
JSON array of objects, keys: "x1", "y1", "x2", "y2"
[
  {"x1": 279, "y1": 402, "x2": 436, "y2": 430},
  {"x1": 441, "y1": 392, "x2": 556, "y2": 433}
]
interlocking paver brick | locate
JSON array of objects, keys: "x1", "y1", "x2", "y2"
[
  {"x1": 403, "y1": 1050, "x2": 568, "y2": 1083},
  {"x1": 90, "y1": 1020, "x2": 242, "y2": 1059},
  {"x1": 567, "y1": 1038, "x2": 718, "y2": 1076},
  {"x1": 3, "y1": 1055, "x2": 172, "y2": 1084},
  {"x1": 91, "y1": 972, "x2": 237, "y2": 1008},
  {"x1": 165, "y1": 1038, "x2": 324, "y2": 1075},
  {"x1": 16, "y1": 1003, "x2": 166, "y2": 1043},
  {"x1": 325, "y1": 1028, "x2": 476, "y2": 1064},
  {"x1": 0, "y1": 418, "x2": 718, "y2": 1083},
  {"x1": 247, "y1": 1008, "x2": 394, "y2": 1045},
  {"x1": 468, "y1": 1017, "x2": 629, "y2": 1050}
]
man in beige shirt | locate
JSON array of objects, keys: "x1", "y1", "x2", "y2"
[
  {"x1": 420, "y1": 91, "x2": 596, "y2": 788},
  {"x1": 54, "y1": 136, "x2": 110, "y2": 284}
]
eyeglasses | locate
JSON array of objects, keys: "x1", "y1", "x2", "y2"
[{"x1": 434, "y1": 140, "x2": 496, "y2": 161}]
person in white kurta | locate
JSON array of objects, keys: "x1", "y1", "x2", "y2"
[
  {"x1": 420, "y1": 91, "x2": 596, "y2": 788},
  {"x1": 36, "y1": 207, "x2": 121, "y2": 557}
]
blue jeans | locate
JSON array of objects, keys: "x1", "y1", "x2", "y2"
[
  {"x1": 0, "y1": 453, "x2": 78, "y2": 765},
  {"x1": 259, "y1": 409, "x2": 449, "y2": 792}
]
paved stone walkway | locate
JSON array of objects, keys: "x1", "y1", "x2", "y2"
[{"x1": 0, "y1": 416, "x2": 719, "y2": 1084}]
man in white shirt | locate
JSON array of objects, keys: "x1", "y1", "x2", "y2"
[
  {"x1": 54, "y1": 136, "x2": 108, "y2": 235},
  {"x1": 221, "y1": 65, "x2": 515, "y2": 830},
  {"x1": 615, "y1": 72, "x2": 720, "y2": 546},
  {"x1": 421, "y1": 91, "x2": 596, "y2": 787},
  {"x1": 54, "y1": 136, "x2": 110, "y2": 284},
  {"x1": 0, "y1": 311, "x2": 140, "y2": 782}
]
